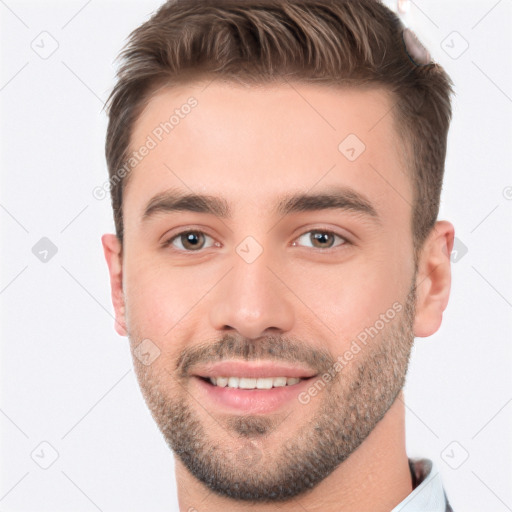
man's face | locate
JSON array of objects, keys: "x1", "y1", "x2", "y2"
[{"x1": 120, "y1": 81, "x2": 418, "y2": 501}]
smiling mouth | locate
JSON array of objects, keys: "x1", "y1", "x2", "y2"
[
  {"x1": 193, "y1": 363, "x2": 318, "y2": 414},
  {"x1": 197, "y1": 375, "x2": 311, "y2": 389}
]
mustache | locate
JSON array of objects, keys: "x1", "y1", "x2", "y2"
[{"x1": 176, "y1": 333, "x2": 336, "y2": 379}]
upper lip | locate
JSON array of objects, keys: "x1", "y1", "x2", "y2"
[{"x1": 192, "y1": 360, "x2": 317, "y2": 379}]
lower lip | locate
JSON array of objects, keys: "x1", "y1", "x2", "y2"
[{"x1": 193, "y1": 376, "x2": 314, "y2": 414}]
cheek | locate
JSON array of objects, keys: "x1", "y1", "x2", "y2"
[
  {"x1": 123, "y1": 262, "x2": 177, "y2": 336},
  {"x1": 296, "y1": 256, "x2": 406, "y2": 342},
  {"x1": 123, "y1": 257, "x2": 216, "y2": 337}
]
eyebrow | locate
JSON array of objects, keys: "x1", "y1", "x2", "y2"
[{"x1": 141, "y1": 186, "x2": 380, "y2": 223}]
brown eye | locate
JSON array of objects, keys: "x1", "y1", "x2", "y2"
[
  {"x1": 165, "y1": 231, "x2": 215, "y2": 252},
  {"x1": 180, "y1": 231, "x2": 205, "y2": 250},
  {"x1": 293, "y1": 229, "x2": 347, "y2": 250},
  {"x1": 310, "y1": 231, "x2": 336, "y2": 249}
]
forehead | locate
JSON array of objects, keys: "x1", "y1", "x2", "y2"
[{"x1": 125, "y1": 80, "x2": 412, "y2": 225}]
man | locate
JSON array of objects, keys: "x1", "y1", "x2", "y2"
[{"x1": 101, "y1": 0, "x2": 455, "y2": 510}]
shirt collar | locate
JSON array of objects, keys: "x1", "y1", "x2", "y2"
[{"x1": 391, "y1": 458, "x2": 452, "y2": 512}]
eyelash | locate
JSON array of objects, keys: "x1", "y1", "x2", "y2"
[{"x1": 161, "y1": 228, "x2": 351, "y2": 253}]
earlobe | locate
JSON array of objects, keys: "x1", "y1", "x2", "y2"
[
  {"x1": 101, "y1": 234, "x2": 128, "y2": 337},
  {"x1": 413, "y1": 221, "x2": 455, "y2": 338}
]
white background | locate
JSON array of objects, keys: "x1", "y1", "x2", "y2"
[{"x1": 1, "y1": 1, "x2": 511, "y2": 510}]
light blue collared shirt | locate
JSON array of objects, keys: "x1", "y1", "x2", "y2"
[{"x1": 391, "y1": 458, "x2": 453, "y2": 512}]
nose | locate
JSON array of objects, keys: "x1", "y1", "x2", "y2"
[{"x1": 209, "y1": 247, "x2": 295, "y2": 340}]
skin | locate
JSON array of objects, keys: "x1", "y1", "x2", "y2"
[{"x1": 102, "y1": 80, "x2": 454, "y2": 512}]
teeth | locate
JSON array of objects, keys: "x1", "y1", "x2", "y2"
[
  {"x1": 256, "y1": 377, "x2": 273, "y2": 389},
  {"x1": 272, "y1": 377, "x2": 287, "y2": 387},
  {"x1": 215, "y1": 377, "x2": 228, "y2": 387},
  {"x1": 207, "y1": 376, "x2": 302, "y2": 388},
  {"x1": 239, "y1": 377, "x2": 257, "y2": 389}
]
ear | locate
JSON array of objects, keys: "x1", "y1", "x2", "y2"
[
  {"x1": 413, "y1": 220, "x2": 455, "y2": 338},
  {"x1": 101, "y1": 234, "x2": 128, "y2": 337}
]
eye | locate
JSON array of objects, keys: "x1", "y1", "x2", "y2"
[
  {"x1": 163, "y1": 230, "x2": 218, "y2": 252},
  {"x1": 292, "y1": 229, "x2": 348, "y2": 250},
  {"x1": 162, "y1": 228, "x2": 349, "y2": 253}
]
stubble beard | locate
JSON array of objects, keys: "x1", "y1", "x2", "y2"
[{"x1": 129, "y1": 281, "x2": 417, "y2": 503}]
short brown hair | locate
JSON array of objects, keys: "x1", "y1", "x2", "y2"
[{"x1": 104, "y1": 0, "x2": 454, "y2": 258}]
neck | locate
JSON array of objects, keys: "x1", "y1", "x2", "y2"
[{"x1": 175, "y1": 390, "x2": 412, "y2": 512}]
